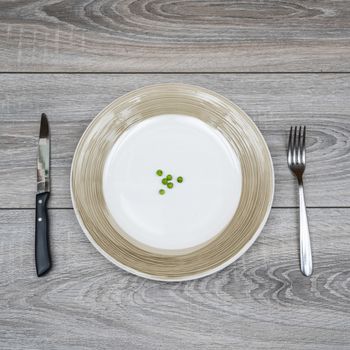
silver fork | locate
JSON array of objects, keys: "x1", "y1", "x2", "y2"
[{"x1": 287, "y1": 126, "x2": 312, "y2": 277}]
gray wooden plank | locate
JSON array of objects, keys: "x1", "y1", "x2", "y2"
[
  {"x1": 0, "y1": 208, "x2": 349, "y2": 349},
  {"x1": 0, "y1": 1, "x2": 350, "y2": 72},
  {"x1": 1, "y1": 73, "x2": 350, "y2": 208}
]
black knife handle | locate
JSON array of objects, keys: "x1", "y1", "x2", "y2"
[{"x1": 35, "y1": 192, "x2": 51, "y2": 277}]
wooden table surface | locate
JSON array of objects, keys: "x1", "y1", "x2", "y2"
[{"x1": 1, "y1": 1, "x2": 350, "y2": 349}]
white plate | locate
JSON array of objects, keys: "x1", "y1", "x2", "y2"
[
  {"x1": 103, "y1": 114, "x2": 242, "y2": 251},
  {"x1": 71, "y1": 83, "x2": 274, "y2": 281}
]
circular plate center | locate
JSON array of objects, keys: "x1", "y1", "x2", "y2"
[{"x1": 103, "y1": 114, "x2": 242, "y2": 251}]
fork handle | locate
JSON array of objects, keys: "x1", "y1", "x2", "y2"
[{"x1": 298, "y1": 179, "x2": 313, "y2": 276}]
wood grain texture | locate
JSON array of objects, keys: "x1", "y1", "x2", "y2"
[
  {"x1": 1, "y1": 0, "x2": 350, "y2": 72},
  {"x1": 1, "y1": 73, "x2": 350, "y2": 208},
  {"x1": 0, "y1": 208, "x2": 349, "y2": 349},
  {"x1": 1, "y1": 1, "x2": 349, "y2": 348}
]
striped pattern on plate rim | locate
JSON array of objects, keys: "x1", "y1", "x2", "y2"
[{"x1": 70, "y1": 83, "x2": 274, "y2": 281}]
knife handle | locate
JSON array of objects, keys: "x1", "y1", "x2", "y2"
[{"x1": 35, "y1": 192, "x2": 51, "y2": 277}]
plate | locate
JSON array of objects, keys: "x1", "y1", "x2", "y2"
[{"x1": 71, "y1": 84, "x2": 274, "y2": 281}]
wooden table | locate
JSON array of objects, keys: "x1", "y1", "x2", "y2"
[{"x1": 1, "y1": 1, "x2": 350, "y2": 349}]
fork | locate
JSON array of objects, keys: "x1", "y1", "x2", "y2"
[{"x1": 287, "y1": 126, "x2": 312, "y2": 277}]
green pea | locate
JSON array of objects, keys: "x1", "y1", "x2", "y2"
[
  {"x1": 162, "y1": 178, "x2": 168, "y2": 185},
  {"x1": 159, "y1": 189, "x2": 165, "y2": 195},
  {"x1": 177, "y1": 176, "x2": 183, "y2": 183},
  {"x1": 167, "y1": 182, "x2": 174, "y2": 189},
  {"x1": 156, "y1": 169, "x2": 163, "y2": 176},
  {"x1": 166, "y1": 174, "x2": 172, "y2": 181}
]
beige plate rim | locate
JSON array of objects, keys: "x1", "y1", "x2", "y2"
[{"x1": 70, "y1": 83, "x2": 275, "y2": 282}]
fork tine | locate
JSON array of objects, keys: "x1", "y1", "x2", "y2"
[
  {"x1": 297, "y1": 126, "x2": 302, "y2": 164},
  {"x1": 292, "y1": 126, "x2": 297, "y2": 164},
  {"x1": 302, "y1": 126, "x2": 306, "y2": 164},
  {"x1": 288, "y1": 126, "x2": 293, "y2": 164}
]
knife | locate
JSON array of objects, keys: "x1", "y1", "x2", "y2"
[{"x1": 36, "y1": 113, "x2": 51, "y2": 277}]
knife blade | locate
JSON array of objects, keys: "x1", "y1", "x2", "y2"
[{"x1": 35, "y1": 113, "x2": 51, "y2": 276}]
